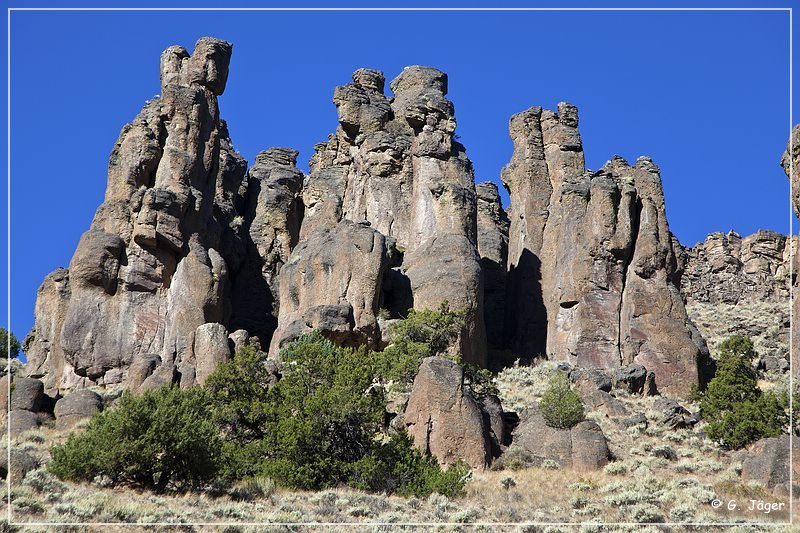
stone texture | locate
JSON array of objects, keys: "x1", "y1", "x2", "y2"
[
  {"x1": 0, "y1": 448, "x2": 40, "y2": 482},
  {"x1": 230, "y1": 148, "x2": 304, "y2": 346},
  {"x1": 511, "y1": 404, "x2": 610, "y2": 470},
  {"x1": 54, "y1": 390, "x2": 103, "y2": 430},
  {"x1": 404, "y1": 357, "x2": 495, "y2": 469},
  {"x1": 679, "y1": 230, "x2": 791, "y2": 305},
  {"x1": 476, "y1": 182, "x2": 509, "y2": 354},
  {"x1": 9, "y1": 377, "x2": 44, "y2": 412},
  {"x1": 269, "y1": 220, "x2": 395, "y2": 354},
  {"x1": 8, "y1": 410, "x2": 39, "y2": 436},
  {"x1": 190, "y1": 323, "x2": 231, "y2": 385},
  {"x1": 740, "y1": 435, "x2": 798, "y2": 496},
  {"x1": 23, "y1": 38, "x2": 248, "y2": 394},
  {"x1": 306, "y1": 66, "x2": 487, "y2": 366},
  {"x1": 781, "y1": 125, "x2": 800, "y2": 378},
  {"x1": 502, "y1": 104, "x2": 711, "y2": 396}
]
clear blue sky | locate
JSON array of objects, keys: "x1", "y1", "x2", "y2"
[{"x1": 3, "y1": 1, "x2": 797, "y2": 354}]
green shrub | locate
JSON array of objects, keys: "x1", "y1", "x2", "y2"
[
  {"x1": 206, "y1": 332, "x2": 470, "y2": 496},
  {"x1": 699, "y1": 335, "x2": 787, "y2": 449},
  {"x1": 210, "y1": 332, "x2": 385, "y2": 490},
  {"x1": 49, "y1": 386, "x2": 220, "y2": 492},
  {"x1": 0, "y1": 328, "x2": 20, "y2": 359},
  {"x1": 538, "y1": 373, "x2": 585, "y2": 429},
  {"x1": 349, "y1": 431, "x2": 470, "y2": 498},
  {"x1": 378, "y1": 302, "x2": 465, "y2": 383},
  {"x1": 705, "y1": 392, "x2": 786, "y2": 449},
  {"x1": 205, "y1": 345, "x2": 277, "y2": 480}
]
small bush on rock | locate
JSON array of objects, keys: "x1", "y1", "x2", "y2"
[
  {"x1": 539, "y1": 373, "x2": 585, "y2": 429},
  {"x1": 49, "y1": 386, "x2": 220, "y2": 492}
]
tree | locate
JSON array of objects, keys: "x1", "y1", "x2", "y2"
[
  {"x1": 699, "y1": 335, "x2": 787, "y2": 449},
  {"x1": 49, "y1": 386, "x2": 221, "y2": 492},
  {"x1": 378, "y1": 301, "x2": 466, "y2": 383},
  {"x1": 0, "y1": 328, "x2": 20, "y2": 359},
  {"x1": 538, "y1": 373, "x2": 585, "y2": 429}
]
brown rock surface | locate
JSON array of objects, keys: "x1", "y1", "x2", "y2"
[
  {"x1": 24, "y1": 38, "x2": 246, "y2": 394},
  {"x1": 510, "y1": 404, "x2": 610, "y2": 470},
  {"x1": 54, "y1": 389, "x2": 103, "y2": 430},
  {"x1": 404, "y1": 356, "x2": 496, "y2": 469},
  {"x1": 305, "y1": 67, "x2": 487, "y2": 366},
  {"x1": 476, "y1": 182, "x2": 509, "y2": 353},
  {"x1": 502, "y1": 106, "x2": 710, "y2": 396},
  {"x1": 269, "y1": 220, "x2": 394, "y2": 354}
]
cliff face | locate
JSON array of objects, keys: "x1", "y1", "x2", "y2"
[
  {"x1": 24, "y1": 38, "x2": 247, "y2": 393},
  {"x1": 501, "y1": 106, "x2": 711, "y2": 397},
  {"x1": 28, "y1": 37, "x2": 786, "y2": 400}
]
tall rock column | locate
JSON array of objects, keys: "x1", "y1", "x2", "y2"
[
  {"x1": 297, "y1": 67, "x2": 487, "y2": 366},
  {"x1": 502, "y1": 103, "x2": 710, "y2": 396},
  {"x1": 782, "y1": 124, "x2": 800, "y2": 377},
  {"x1": 24, "y1": 38, "x2": 246, "y2": 393},
  {"x1": 476, "y1": 182, "x2": 509, "y2": 355},
  {"x1": 501, "y1": 103, "x2": 584, "y2": 359}
]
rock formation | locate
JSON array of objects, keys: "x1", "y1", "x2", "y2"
[
  {"x1": 679, "y1": 230, "x2": 791, "y2": 305},
  {"x1": 476, "y1": 182, "x2": 509, "y2": 356},
  {"x1": 403, "y1": 356, "x2": 502, "y2": 469},
  {"x1": 501, "y1": 104, "x2": 711, "y2": 396},
  {"x1": 303, "y1": 67, "x2": 487, "y2": 366},
  {"x1": 678, "y1": 230, "x2": 792, "y2": 368},
  {"x1": 782, "y1": 125, "x2": 800, "y2": 376},
  {"x1": 24, "y1": 38, "x2": 247, "y2": 394},
  {"x1": 510, "y1": 404, "x2": 610, "y2": 470}
]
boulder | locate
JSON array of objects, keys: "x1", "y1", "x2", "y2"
[
  {"x1": 653, "y1": 398, "x2": 696, "y2": 430},
  {"x1": 0, "y1": 448, "x2": 40, "y2": 482},
  {"x1": 510, "y1": 404, "x2": 610, "y2": 470},
  {"x1": 740, "y1": 435, "x2": 799, "y2": 496},
  {"x1": 404, "y1": 357, "x2": 496, "y2": 469},
  {"x1": 9, "y1": 377, "x2": 44, "y2": 412},
  {"x1": 269, "y1": 220, "x2": 395, "y2": 355},
  {"x1": 613, "y1": 365, "x2": 648, "y2": 395},
  {"x1": 8, "y1": 410, "x2": 39, "y2": 437},
  {"x1": 54, "y1": 390, "x2": 103, "y2": 430},
  {"x1": 192, "y1": 323, "x2": 231, "y2": 385}
]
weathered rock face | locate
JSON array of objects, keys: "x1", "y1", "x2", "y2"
[
  {"x1": 678, "y1": 230, "x2": 792, "y2": 369},
  {"x1": 476, "y1": 182, "x2": 509, "y2": 353},
  {"x1": 53, "y1": 390, "x2": 103, "y2": 430},
  {"x1": 24, "y1": 38, "x2": 247, "y2": 394},
  {"x1": 230, "y1": 148, "x2": 304, "y2": 346},
  {"x1": 510, "y1": 404, "x2": 610, "y2": 470},
  {"x1": 782, "y1": 125, "x2": 800, "y2": 377},
  {"x1": 502, "y1": 104, "x2": 711, "y2": 396},
  {"x1": 404, "y1": 357, "x2": 499, "y2": 469},
  {"x1": 679, "y1": 230, "x2": 791, "y2": 305},
  {"x1": 305, "y1": 67, "x2": 487, "y2": 366},
  {"x1": 269, "y1": 220, "x2": 396, "y2": 354},
  {"x1": 740, "y1": 435, "x2": 798, "y2": 497}
]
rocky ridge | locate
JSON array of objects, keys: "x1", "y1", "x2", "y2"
[{"x1": 17, "y1": 38, "x2": 795, "y2": 471}]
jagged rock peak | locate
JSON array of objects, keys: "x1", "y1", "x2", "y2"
[
  {"x1": 24, "y1": 37, "x2": 245, "y2": 394},
  {"x1": 502, "y1": 102, "x2": 710, "y2": 396},
  {"x1": 160, "y1": 37, "x2": 233, "y2": 95}
]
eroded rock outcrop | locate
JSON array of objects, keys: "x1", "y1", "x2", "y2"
[
  {"x1": 24, "y1": 38, "x2": 247, "y2": 394},
  {"x1": 510, "y1": 404, "x2": 610, "y2": 470},
  {"x1": 304, "y1": 67, "x2": 487, "y2": 366},
  {"x1": 782, "y1": 125, "x2": 800, "y2": 376},
  {"x1": 476, "y1": 182, "x2": 509, "y2": 354},
  {"x1": 269, "y1": 220, "x2": 396, "y2": 354},
  {"x1": 502, "y1": 104, "x2": 710, "y2": 396},
  {"x1": 404, "y1": 356, "x2": 501, "y2": 469}
]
